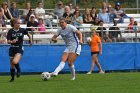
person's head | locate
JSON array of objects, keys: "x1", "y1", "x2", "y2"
[
  {"x1": 91, "y1": 7, "x2": 96, "y2": 13},
  {"x1": 74, "y1": 10, "x2": 80, "y2": 16},
  {"x1": 108, "y1": 4, "x2": 112, "y2": 11},
  {"x1": 11, "y1": 2, "x2": 16, "y2": 9},
  {"x1": 113, "y1": 19, "x2": 118, "y2": 26},
  {"x1": 37, "y1": 1, "x2": 43, "y2": 8},
  {"x1": 64, "y1": 6, "x2": 70, "y2": 13},
  {"x1": 98, "y1": 20, "x2": 104, "y2": 26},
  {"x1": 84, "y1": 8, "x2": 90, "y2": 14},
  {"x1": 102, "y1": 7, "x2": 107, "y2": 13},
  {"x1": 59, "y1": 18, "x2": 67, "y2": 29},
  {"x1": 57, "y1": 1, "x2": 63, "y2": 8},
  {"x1": 25, "y1": 1, "x2": 31, "y2": 9},
  {"x1": 134, "y1": 21, "x2": 138, "y2": 26},
  {"x1": 2, "y1": 2, "x2": 8, "y2": 9},
  {"x1": 29, "y1": 7, "x2": 34, "y2": 14},
  {"x1": 29, "y1": 14, "x2": 35, "y2": 22},
  {"x1": 102, "y1": 2, "x2": 107, "y2": 8},
  {"x1": 10, "y1": 18, "x2": 20, "y2": 29},
  {"x1": 115, "y1": 2, "x2": 121, "y2": 10},
  {"x1": 75, "y1": 5, "x2": 79, "y2": 11},
  {"x1": 95, "y1": 18, "x2": 100, "y2": 25},
  {"x1": 38, "y1": 18, "x2": 43, "y2": 24},
  {"x1": 91, "y1": 29, "x2": 97, "y2": 36},
  {"x1": 130, "y1": 17, "x2": 134, "y2": 24}
]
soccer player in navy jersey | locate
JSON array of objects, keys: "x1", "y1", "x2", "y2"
[{"x1": 7, "y1": 18, "x2": 32, "y2": 82}]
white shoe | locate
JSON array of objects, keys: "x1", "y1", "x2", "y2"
[
  {"x1": 70, "y1": 77, "x2": 75, "y2": 80},
  {"x1": 86, "y1": 72, "x2": 91, "y2": 74},
  {"x1": 99, "y1": 71, "x2": 105, "y2": 74},
  {"x1": 50, "y1": 72, "x2": 58, "y2": 77}
]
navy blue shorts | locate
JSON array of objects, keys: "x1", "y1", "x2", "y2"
[
  {"x1": 91, "y1": 52, "x2": 99, "y2": 56},
  {"x1": 9, "y1": 47, "x2": 23, "y2": 57}
]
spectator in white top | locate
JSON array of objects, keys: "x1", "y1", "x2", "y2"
[
  {"x1": 35, "y1": 1, "x2": 45, "y2": 19},
  {"x1": 53, "y1": 1, "x2": 64, "y2": 19}
]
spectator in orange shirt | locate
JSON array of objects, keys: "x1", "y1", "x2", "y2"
[{"x1": 86, "y1": 29, "x2": 104, "y2": 74}]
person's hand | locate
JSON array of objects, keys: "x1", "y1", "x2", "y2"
[
  {"x1": 99, "y1": 51, "x2": 102, "y2": 55},
  {"x1": 79, "y1": 40, "x2": 83, "y2": 45},
  {"x1": 11, "y1": 39, "x2": 18, "y2": 44},
  {"x1": 51, "y1": 38, "x2": 57, "y2": 43},
  {"x1": 29, "y1": 40, "x2": 32, "y2": 47}
]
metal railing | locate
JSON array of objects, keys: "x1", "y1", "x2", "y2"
[{"x1": 0, "y1": 25, "x2": 140, "y2": 44}]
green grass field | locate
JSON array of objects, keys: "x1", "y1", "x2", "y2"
[{"x1": 0, "y1": 72, "x2": 140, "y2": 93}]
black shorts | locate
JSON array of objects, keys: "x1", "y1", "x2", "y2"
[
  {"x1": 91, "y1": 52, "x2": 99, "y2": 56},
  {"x1": 9, "y1": 47, "x2": 23, "y2": 57}
]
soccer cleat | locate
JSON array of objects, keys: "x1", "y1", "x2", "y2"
[
  {"x1": 70, "y1": 77, "x2": 75, "y2": 80},
  {"x1": 50, "y1": 72, "x2": 57, "y2": 77},
  {"x1": 9, "y1": 78, "x2": 14, "y2": 82},
  {"x1": 86, "y1": 72, "x2": 91, "y2": 74},
  {"x1": 16, "y1": 72, "x2": 21, "y2": 78},
  {"x1": 99, "y1": 71, "x2": 105, "y2": 74}
]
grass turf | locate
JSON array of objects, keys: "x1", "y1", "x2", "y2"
[{"x1": 0, "y1": 72, "x2": 140, "y2": 93}]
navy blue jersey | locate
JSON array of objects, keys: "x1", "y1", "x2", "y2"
[{"x1": 7, "y1": 28, "x2": 28, "y2": 47}]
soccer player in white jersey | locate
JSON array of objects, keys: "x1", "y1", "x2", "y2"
[{"x1": 51, "y1": 18, "x2": 83, "y2": 80}]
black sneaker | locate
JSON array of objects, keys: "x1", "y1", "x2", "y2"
[{"x1": 16, "y1": 72, "x2": 21, "y2": 78}]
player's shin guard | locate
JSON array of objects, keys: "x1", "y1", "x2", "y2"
[{"x1": 53, "y1": 62, "x2": 65, "y2": 76}]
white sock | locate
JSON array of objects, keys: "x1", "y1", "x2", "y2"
[
  {"x1": 53, "y1": 62, "x2": 65, "y2": 75},
  {"x1": 70, "y1": 65, "x2": 75, "y2": 78}
]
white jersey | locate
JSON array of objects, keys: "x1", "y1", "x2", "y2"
[{"x1": 56, "y1": 24, "x2": 79, "y2": 46}]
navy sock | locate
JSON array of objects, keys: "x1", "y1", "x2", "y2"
[
  {"x1": 10, "y1": 68, "x2": 15, "y2": 79},
  {"x1": 15, "y1": 63, "x2": 20, "y2": 73}
]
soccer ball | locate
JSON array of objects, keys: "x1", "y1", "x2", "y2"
[
  {"x1": 41, "y1": 72, "x2": 51, "y2": 81},
  {"x1": 86, "y1": 37, "x2": 91, "y2": 42}
]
